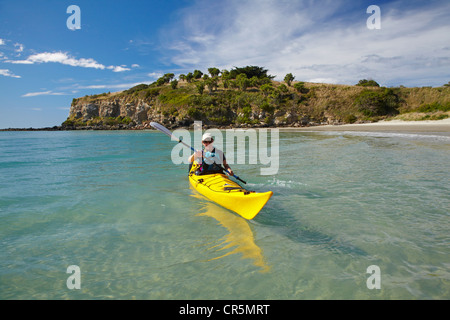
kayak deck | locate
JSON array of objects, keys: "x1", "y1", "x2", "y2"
[{"x1": 189, "y1": 163, "x2": 273, "y2": 219}]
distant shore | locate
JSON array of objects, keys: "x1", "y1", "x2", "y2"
[
  {"x1": 2, "y1": 118, "x2": 450, "y2": 134},
  {"x1": 0, "y1": 126, "x2": 63, "y2": 132}
]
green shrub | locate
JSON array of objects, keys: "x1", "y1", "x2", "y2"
[
  {"x1": 62, "y1": 118, "x2": 75, "y2": 127},
  {"x1": 356, "y1": 79, "x2": 380, "y2": 87},
  {"x1": 121, "y1": 116, "x2": 132, "y2": 124},
  {"x1": 236, "y1": 74, "x2": 250, "y2": 91},
  {"x1": 354, "y1": 88, "x2": 400, "y2": 117},
  {"x1": 417, "y1": 102, "x2": 450, "y2": 113},
  {"x1": 293, "y1": 82, "x2": 309, "y2": 94},
  {"x1": 86, "y1": 117, "x2": 103, "y2": 126},
  {"x1": 260, "y1": 101, "x2": 275, "y2": 114},
  {"x1": 229, "y1": 66, "x2": 275, "y2": 80},
  {"x1": 422, "y1": 113, "x2": 449, "y2": 120},
  {"x1": 343, "y1": 114, "x2": 357, "y2": 123},
  {"x1": 158, "y1": 90, "x2": 192, "y2": 106},
  {"x1": 260, "y1": 83, "x2": 275, "y2": 97},
  {"x1": 187, "y1": 107, "x2": 203, "y2": 119},
  {"x1": 208, "y1": 116, "x2": 229, "y2": 125},
  {"x1": 144, "y1": 88, "x2": 160, "y2": 100},
  {"x1": 196, "y1": 82, "x2": 205, "y2": 95},
  {"x1": 125, "y1": 84, "x2": 149, "y2": 94}
]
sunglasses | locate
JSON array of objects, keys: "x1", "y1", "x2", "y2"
[{"x1": 202, "y1": 140, "x2": 212, "y2": 145}]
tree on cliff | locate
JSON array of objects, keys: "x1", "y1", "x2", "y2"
[
  {"x1": 186, "y1": 72, "x2": 194, "y2": 83},
  {"x1": 236, "y1": 73, "x2": 250, "y2": 91},
  {"x1": 205, "y1": 76, "x2": 219, "y2": 92},
  {"x1": 229, "y1": 66, "x2": 274, "y2": 80},
  {"x1": 155, "y1": 73, "x2": 175, "y2": 86},
  {"x1": 356, "y1": 79, "x2": 380, "y2": 87},
  {"x1": 196, "y1": 81, "x2": 205, "y2": 95},
  {"x1": 221, "y1": 69, "x2": 230, "y2": 80},
  {"x1": 208, "y1": 67, "x2": 221, "y2": 77},
  {"x1": 193, "y1": 70, "x2": 203, "y2": 79},
  {"x1": 284, "y1": 73, "x2": 295, "y2": 86}
]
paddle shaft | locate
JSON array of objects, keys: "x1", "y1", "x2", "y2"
[{"x1": 150, "y1": 122, "x2": 247, "y2": 184}]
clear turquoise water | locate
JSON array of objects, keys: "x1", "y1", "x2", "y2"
[{"x1": 1, "y1": 130, "x2": 449, "y2": 300}]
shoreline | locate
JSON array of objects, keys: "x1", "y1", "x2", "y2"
[{"x1": 2, "y1": 119, "x2": 450, "y2": 134}]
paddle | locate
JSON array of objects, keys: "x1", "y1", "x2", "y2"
[
  {"x1": 150, "y1": 122, "x2": 247, "y2": 184},
  {"x1": 150, "y1": 121, "x2": 196, "y2": 152},
  {"x1": 220, "y1": 167, "x2": 247, "y2": 184}
]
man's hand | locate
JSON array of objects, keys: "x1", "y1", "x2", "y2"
[{"x1": 194, "y1": 150, "x2": 203, "y2": 158}]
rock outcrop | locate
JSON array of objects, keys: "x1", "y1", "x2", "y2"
[{"x1": 69, "y1": 98, "x2": 153, "y2": 124}]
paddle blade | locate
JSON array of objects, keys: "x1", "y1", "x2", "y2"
[
  {"x1": 150, "y1": 121, "x2": 196, "y2": 152},
  {"x1": 150, "y1": 122, "x2": 173, "y2": 138}
]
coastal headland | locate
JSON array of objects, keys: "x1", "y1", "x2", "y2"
[{"x1": 2, "y1": 66, "x2": 449, "y2": 133}]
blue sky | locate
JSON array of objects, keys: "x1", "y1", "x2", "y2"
[{"x1": 1, "y1": 0, "x2": 449, "y2": 128}]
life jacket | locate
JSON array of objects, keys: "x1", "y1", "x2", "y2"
[{"x1": 197, "y1": 148, "x2": 225, "y2": 175}]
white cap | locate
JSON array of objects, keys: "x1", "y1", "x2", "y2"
[{"x1": 202, "y1": 132, "x2": 213, "y2": 142}]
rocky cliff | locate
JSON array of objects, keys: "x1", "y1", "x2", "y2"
[
  {"x1": 65, "y1": 92, "x2": 186, "y2": 129},
  {"x1": 68, "y1": 97, "x2": 155, "y2": 127}
]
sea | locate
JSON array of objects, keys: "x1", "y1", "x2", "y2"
[{"x1": 1, "y1": 129, "x2": 449, "y2": 300}]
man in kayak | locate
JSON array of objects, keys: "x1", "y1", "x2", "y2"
[{"x1": 188, "y1": 133, "x2": 234, "y2": 176}]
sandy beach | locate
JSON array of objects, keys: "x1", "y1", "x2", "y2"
[{"x1": 280, "y1": 118, "x2": 450, "y2": 135}]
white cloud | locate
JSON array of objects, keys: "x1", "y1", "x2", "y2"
[
  {"x1": 22, "y1": 91, "x2": 67, "y2": 97},
  {"x1": 0, "y1": 38, "x2": 5, "y2": 45},
  {"x1": 107, "y1": 65, "x2": 131, "y2": 72},
  {"x1": 76, "y1": 82, "x2": 145, "y2": 90},
  {"x1": 148, "y1": 72, "x2": 163, "y2": 79},
  {"x1": 7, "y1": 51, "x2": 134, "y2": 73},
  {"x1": 71, "y1": 75, "x2": 165, "y2": 92},
  {"x1": 9, "y1": 52, "x2": 106, "y2": 69},
  {"x1": 14, "y1": 43, "x2": 24, "y2": 53},
  {"x1": 307, "y1": 78, "x2": 339, "y2": 84},
  {"x1": 162, "y1": 0, "x2": 450, "y2": 86},
  {"x1": 78, "y1": 85, "x2": 109, "y2": 89},
  {"x1": 0, "y1": 69, "x2": 21, "y2": 78}
]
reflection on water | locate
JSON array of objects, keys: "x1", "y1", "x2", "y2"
[{"x1": 191, "y1": 193, "x2": 270, "y2": 273}]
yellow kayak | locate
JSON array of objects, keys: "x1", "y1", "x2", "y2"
[{"x1": 189, "y1": 162, "x2": 273, "y2": 220}]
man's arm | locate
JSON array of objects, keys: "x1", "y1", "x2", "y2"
[
  {"x1": 223, "y1": 158, "x2": 234, "y2": 176},
  {"x1": 189, "y1": 151, "x2": 203, "y2": 163}
]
